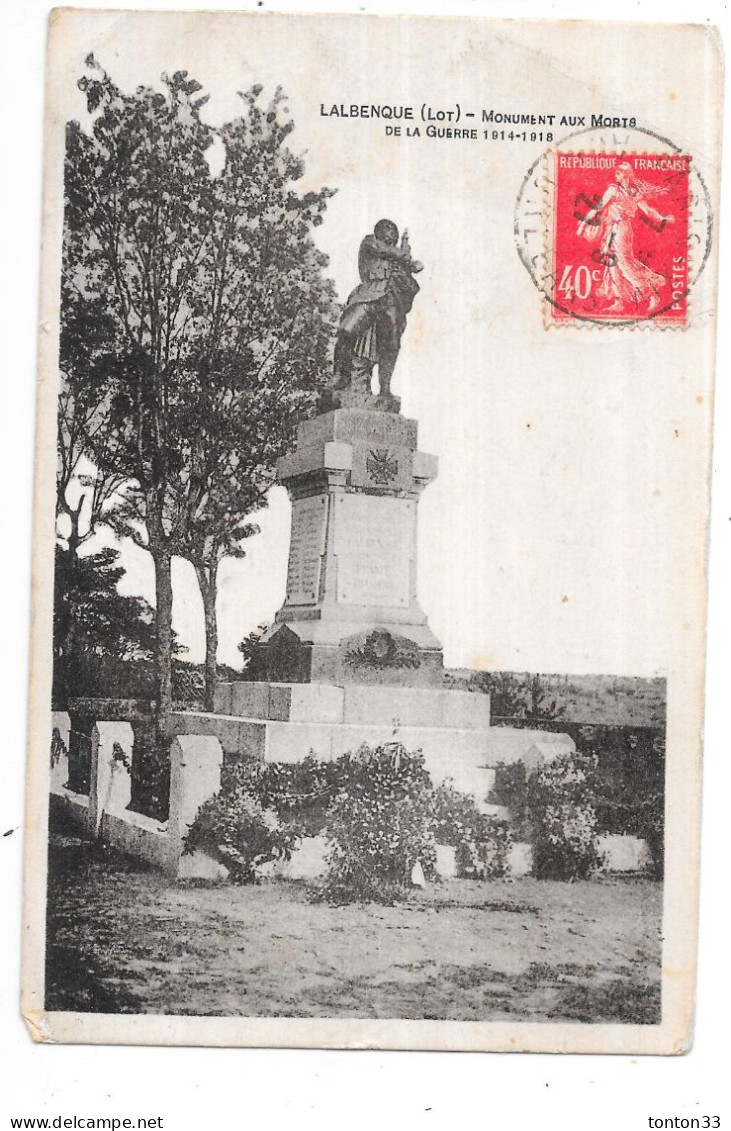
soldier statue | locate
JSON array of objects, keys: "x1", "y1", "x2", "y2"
[{"x1": 333, "y1": 219, "x2": 423, "y2": 398}]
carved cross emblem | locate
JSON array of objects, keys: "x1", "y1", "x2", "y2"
[{"x1": 366, "y1": 448, "x2": 398, "y2": 486}]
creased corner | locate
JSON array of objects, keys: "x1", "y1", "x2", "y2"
[
  {"x1": 671, "y1": 1021, "x2": 695, "y2": 1056},
  {"x1": 22, "y1": 1006, "x2": 58, "y2": 1044}
]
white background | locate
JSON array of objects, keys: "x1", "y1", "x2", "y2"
[{"x1": 1, "y1": 0, "x2": 729, "y2": 1127}]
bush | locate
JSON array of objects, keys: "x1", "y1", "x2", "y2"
[
  {"x1": 130, "y1": 726, "x2": 171, "y2": 823},
  {"x1": 526, "y1": 750, "x2": 599, "y2": 880},
  {"x1": 183, "y1": 762, "x2": 301, "y2": 882},
  {"x1": 185, "y1": 742, "x2": 609, "y2": 895},
  {"x1": 433, "y1": 782, "x2": 512, "y2": 879},
  {"x1": 579, "y1": 728, "x2": 665, "y2": 879},
  {"x1": 489, "y1": 762, "x2": 530, "y2": 838},
  {"x1": 50, "y1": 727, "x2": 68, "y2": 770},
  {"x1": 239, "y1": 756, "x2": 342, "y2": 836},
  {"x1": 322, "y1": 744, "x2": 437, "y2": 904}
]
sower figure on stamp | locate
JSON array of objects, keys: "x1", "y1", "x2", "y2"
[{"x1": 333, "y1": 219, "x2": 423, "y2": 403}]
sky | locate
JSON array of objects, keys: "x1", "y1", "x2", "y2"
[{"x1": 47, "y1": 12, "x2": 720, "y2": 677}]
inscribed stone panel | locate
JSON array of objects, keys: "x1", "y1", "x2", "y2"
[
  {"x1": 333, "y1": 494, "x2": 413, "y2": 607},
  {"x1": 285, "y1": 494, "x2": 329, "y2": 605}
]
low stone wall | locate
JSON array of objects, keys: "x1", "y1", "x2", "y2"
[
  {"x1": 48, "y1": 712, "x2": 652, "y2": 883},
  {"x1": 596, "y1": 834, "x2": 653, "y2": 873},
  {"x1": 50, "y1": 721, "x2": 227, "y2": 880},
  {"x1": 100, "y1": 810, "x2": 172, "y2": 873}
]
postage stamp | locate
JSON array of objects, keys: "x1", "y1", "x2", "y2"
[
  {"x1": 548, "y1": 153, "x2": 691, "y2": 326},
  {"x1": 514, "y1": 126, "x2": 712, "y2": 330}
]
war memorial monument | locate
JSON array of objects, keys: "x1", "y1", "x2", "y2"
[
  {"x1": 184, "y1": 221, "x2": 569, "y2": 792},
  {"x1": 56, "y1": 219, "x2": 572, "y2": 875}
]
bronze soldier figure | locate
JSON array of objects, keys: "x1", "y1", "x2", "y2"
[{"x1": 333, "y1": 219, "x2": 423, "y2": 397}]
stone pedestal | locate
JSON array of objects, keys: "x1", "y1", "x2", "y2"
[{"x1": 251, "y1": 408, "x2": 442, "y2": 687}]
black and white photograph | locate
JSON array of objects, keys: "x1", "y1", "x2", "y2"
[{"x1": 16, "y1": 7, "x2": 722, "y2": 1057}]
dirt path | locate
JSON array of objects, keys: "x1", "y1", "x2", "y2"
[{"x1": 46, "y1": 834, "x2": 662, "y2": 1023}]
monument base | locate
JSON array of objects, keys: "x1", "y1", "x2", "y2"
[
  {"x1": 318, "y1": 388, "x2": 402, "y2": 415},
  {"x1": 172, "y1": 681, "x2": 575, "y2": 813},
  {"x1": 252, "y1": 405, "x2": 443, "y2": 686},
  {"x1": 250, "y1": 622, "x2": 444, "y2": 687}
]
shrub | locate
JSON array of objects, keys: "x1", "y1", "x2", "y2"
[
  {"x1": 489, "y1": 762, "x2": 530, "y2": 838},
  {"x1": 526, "y1": 750, "x2": 599, "y2": 879},
  {"x1": 322, "y1": 743, "x2": 437, "y2": 904},
  {"x1": 580, "y1": 728, "x2": 665, "y2": 879},
  {"x1": 183, "y1": 763, "x2": 301, "y2": 882},
  {"x1": 433, "y1": 781, "x2": 512, "y2": 879},
  {"x1": 50, "y1": 727, "x2": 68, "y2": 769},
  {"x1": 130, "y1": 727, "x2": 171, "y2": 823},
  {"x1": 240, "y1": 755, "x2": 342, "y2": 836}
]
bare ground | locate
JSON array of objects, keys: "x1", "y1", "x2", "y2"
[{"x1": 45, "y1": 832, "x2": 662, "y2": 1023}]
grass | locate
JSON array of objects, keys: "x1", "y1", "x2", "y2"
[{"x1": 45, "y1": 825, "x2": 662, "y2": 1024}]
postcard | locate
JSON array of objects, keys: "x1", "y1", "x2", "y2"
[{"x1": 23, "y1": 9, "x2": 722, "y2": 1052}]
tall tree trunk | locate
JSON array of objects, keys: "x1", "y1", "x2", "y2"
[
  {"x1": 152, "y1": 545, "x2": 174, "y2": 740},
  {"x1": 195, "y1": 560, "x2": 219, "y2": 713},
  {"x1": 66, "y1": 497, "x2": 83, "y2": 559},
  {"x1": 54, "y1": 502, "x2": 83, "y2": 706}
]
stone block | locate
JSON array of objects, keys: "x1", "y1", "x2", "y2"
[
  {"x1": 479, "y1": 802, "x2": 510, "y2": 820},
  {"x1": 268, "y1": 682, "x2": 344, "y2": 723},
  {"x1": 349, "y1": 444, "x2": 414, "y2": 493},
  {"x1": 277, "y1": 441, "x2": 353, "y2": 482},
  {"x1": 507, "y1": 842, "x2": 534, "y2": 878},
  {"x1": 168, "y1": 734, "x2": 224, "y2": 843},
  {"x1": 326, "y1": 389, "x2": 401, "y2": 415},
  {"x1": 340, "y1": 685, "x2": 492, "y2": 729},
  {"x1": 524, "y1": 738, "x2": 575, "y2": 768},
  {"x1": 332, "y1": 492, "x2": 414, "y2": 609},
  {"x1": 88, "y1": 721, "x2": 134, "y2": 837},
  {"x1": 435, "y1": 843, "x2": 457, "y2": 879},
  {"x1": 312, "y1": 633, "x2": 444, "y2": 688},
  {"x1": 212, "y1": 683, "x2": 233, "y2": 715},
  {"x1": 265, "y1": 835, "x2": 329, "y2": 880},
  {"x1": 440, "y1": 691, "x2": 492, "y2": 729},
  {"x1": 101, "y1": 810, "x2": 173, "y2": 874},
  {"x1": 483, "y1": 727, "x2": 575, "y2": 767},
  {"x1": 253, "y1": 628, "x2": 445, "y2": 688},
  {"x1": 297, "y1": 408, "x2": 418, "y2": 450},
  {"x1": 597, "y1": 834, "x2": 653, "y2": 873},
  {"x1": 228, "y1": 683, "x2": 272, "y2": 718},
  {"x1": 263, "y1": 722, "x2": 338, "y2": 763},
  {"x1": 177, "y1": 849, "x2": 229, "y2": 882},
  {"x1": 171, "y1": 712, "x2": 267, "y2": 760},
  {"x1": 412, "y1": 450, "x2": 439, "y2": 483}
]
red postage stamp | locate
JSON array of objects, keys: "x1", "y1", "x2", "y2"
[{"x1": 549, "y1": 153, "x2": 692, "y2": 326}]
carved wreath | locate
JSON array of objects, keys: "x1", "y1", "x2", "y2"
[{"x1": 345, "y1": 629, "x2": 421, "y2": 670}]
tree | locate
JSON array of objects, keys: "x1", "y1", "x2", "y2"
[
  {"x1": 55, "y1": 282, "x2": 141, "y2": 702},
  {"x1": 524, "y1": 673, "x2": 566, "y2": 721},
  {"x1": 465, "y1": 671, "x2": 566, "y2": 722},
  {"x1": 174, "y1": 85, "x2": 337, "y2": 709},
  {"x1": 63, "y1": 59, "x2": 336, "y2": 737},
  {"x1": 53, "y1": 544, "x2": 157, "y2": 706}
]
